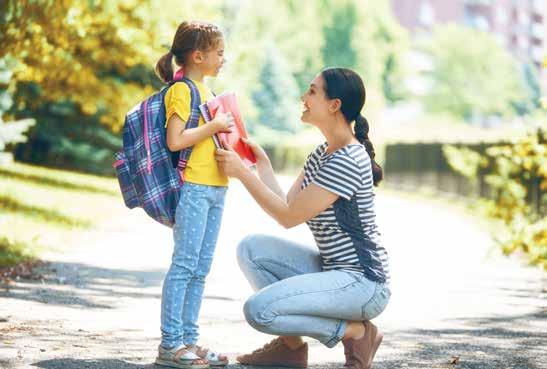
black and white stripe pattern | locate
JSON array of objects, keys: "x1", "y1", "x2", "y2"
[{"x1": 302, "y1": 143, "x2": 390, "y2": 283}]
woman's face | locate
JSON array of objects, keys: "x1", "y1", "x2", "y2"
[{"x1": 300, "y1": 74, "x2": 331, "y2": 125}]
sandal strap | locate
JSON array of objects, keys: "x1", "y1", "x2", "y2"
[
  {"x1": 191, "y1": 345, "x2": 226, "y2": 361},
  {"x1": 174, "y1": 348, "x2": 202, "y2": 361}
]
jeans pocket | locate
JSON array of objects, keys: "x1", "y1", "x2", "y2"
[{"x1": 362, "y1": 284, "x2": 391, "y2": 320}]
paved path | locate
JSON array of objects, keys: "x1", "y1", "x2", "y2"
[{"x1": 1, "y1": 179, "x2": 545, "y2": 369}]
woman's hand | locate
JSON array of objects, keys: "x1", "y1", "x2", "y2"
[
  {"x1": 215, "y1": 144, "x2": 248, "y2": 179},
  {"x1": 242, "y1": 137, "x2": 269, "y2": 167}
]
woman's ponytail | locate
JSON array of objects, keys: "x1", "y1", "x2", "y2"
[
  {"x1": 321, "y1": 68, "x2": 384, "y2": 186},
  {"x1": 354, "y1": 115, "x2": 369, "y2": 148},
  {"x1": 155, "y1": 51, "x2": 174, "y2": 83},
  {"x1": 355, "y1": 114, "x2": 383, "y2": 186}
]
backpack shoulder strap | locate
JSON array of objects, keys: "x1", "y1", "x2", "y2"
[
  {"x1": 167, "y1": 78, "x2": 203, "y2": 177},
  {"x1": 165, "y1": 79, "x2": 202, "y2": 128}
]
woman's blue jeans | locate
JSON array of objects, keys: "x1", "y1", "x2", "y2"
[
  {"x1": 160, "y1": 182, "x2": 227, "y2": 349},
  {"x1": 237, "y1": 234, "x2": 391, "y2": 348}
]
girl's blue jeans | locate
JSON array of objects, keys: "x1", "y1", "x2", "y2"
[
  {"x1": 237, "y1": 234, "x2": 391, "y2": 348},
  {"x1": 160, "y1": 182, "x2": 227, "y2": 349}
]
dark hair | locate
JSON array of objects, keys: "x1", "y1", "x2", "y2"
[
  {"x1": 321, "y1": 67, "x2": 383, "y2": 186},
  {"x1": 155, "y1": 21, "x2": 223, "y2": 83}
]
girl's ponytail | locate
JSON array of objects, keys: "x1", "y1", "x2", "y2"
[
  {"x1": 355, "y1": 114, "x2": 383, "y2": 186},
  {"x1": 155, "y1": 51, "x2": 174, "y2": 83}
]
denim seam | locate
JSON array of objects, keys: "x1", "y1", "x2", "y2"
[
  {"x1": 361, "y1": 283, "x2": 381, "y2": 319},
  {"x1": 252, "y1": 257, "x2": 312, "y2": 277},
  {"x1": 323, "y1": 318, "x2": 345, "y2": 347},
  {"x1": 249, "y1": 260, "x2": 279, "y2": 286}
]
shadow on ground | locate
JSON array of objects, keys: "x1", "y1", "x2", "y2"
[
  {"x1": 0, "y1": 262, "x2": 166, "y2": 309},
  {"x1": 0, "y1": 261, "x2": 240, "y2": 309},
  {"x1": 22, "y1": 308, "x2": 545, "y2": 369},
  {"x1": 374, "y1": 309, "x2": 545, "y2": 369},
  {"x1": 32, "y1": 359, "x2": 155, "y2": 369}
]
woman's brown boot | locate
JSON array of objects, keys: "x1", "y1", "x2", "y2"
[
  {"x1": 342, "y1": 321, "x2": 383, "y2": 369},
  {"x1": 237, "y1": 337, "x2": 308, "y2": 368}
]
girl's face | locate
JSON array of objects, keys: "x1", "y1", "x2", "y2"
[
  {"x1": 300, "y1": 74, "x2": 333, "y2": 125},
  {"x1": 200, "y1": 38, "x2": 225, "y2": 77}
]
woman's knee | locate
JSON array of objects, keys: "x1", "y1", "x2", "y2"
[
  {"x1": 243, "y1": 292, "x2": 273, "y2": 331},
  {"x1": 237, "y1": 234, "x2": 270, "y2": 266}
]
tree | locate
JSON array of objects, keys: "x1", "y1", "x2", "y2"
[
  {"x1": 349, "y1": 0, "x2": 409, "y2": 109},
  {"x1": 542, "y1": 57, "x2": 547, "y2": 110},
  {"x1": 0, "y1": 0, "x2": 164, "y2": 172},
  {"x1": 0, "y1": 0, "x2": 410, "y2": 172},
  {"x1": 321, "y1": 1, "x2": 358, "y2": 69},
  {"x1": 252, "y1": 44, "x2": 300, "y2": 134},
  {"x1": 512, "y1": 62, "x2": 542, "y2": 115},
  {"x1": 0, "y1": 0, "x2": 224, "y2": 173},
  {"x1": 215, "y1": 0, "x2": 324, "y2": 120},
  {"x1": 0, "y1": 58, "x2": 34, "y2": 157},
  {"x1": 423, "y1": 25, "x2": 526, "y2": 120},
  {"x1": 0, "y1": 0, "x2": 159, "y2": 131}
]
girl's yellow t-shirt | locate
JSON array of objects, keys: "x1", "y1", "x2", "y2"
[{"x1": 164, "y1": 80, "x2": 228, "y2": 187}]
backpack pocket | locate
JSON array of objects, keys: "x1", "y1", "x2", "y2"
[{"x1": 114, "y1": 150, "x2": 140, "y2": 209}]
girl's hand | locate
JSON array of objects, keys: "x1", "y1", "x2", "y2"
[
  {"x1": 242, "y1": 137, "x2": 269, "y2": 166},
  {"x1": 212, "y1": 112, "x2": 234, "y2": 133},
  {"x1": 215, "y1": 144, "x2": 247, "y2": 179}
]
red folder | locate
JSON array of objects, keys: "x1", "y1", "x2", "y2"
[{"x1": 203, "y1": 92, "x2": 256, "y2": 167}]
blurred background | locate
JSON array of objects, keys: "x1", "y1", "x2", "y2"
[{"x1": 0, "y1": 0, "x2": 545, "y2": 270}]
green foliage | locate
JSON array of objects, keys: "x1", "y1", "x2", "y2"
[
  {"x1": 541, "y1": 58, "x2": 547, "y2": 110},
  {"x1": 0, "y1": 0, "x2": 158, "y2": 130},
  {"x1": 351, "y1": 0, "x2": 409, "y2": 109},
  {"x1": 1, "y1": 0, "x2": 410, "y2": 173},
  {"x1": 513, "y1": 63, "x2": 542, "y2": 115},
  {"x1": 444, "y1": 129, "x2": 547, "y2": 268},
  {"x1": 321, "y1": 1, "x2": 358, "y2": 69},
  {"x1": 221, "y1": 0, "x2": 408, "y2": 120},
  {"x1": 319, "y1": 0, "x2": 410, "y2": 106},
  {"x1": 382, "y1": 54, "x2": 407, "y2": 104},
  {"x1": 0, "y1": 58, "x2": 34, "y2": 152},
  {"x1": 13, "y1": 109, "x2": 122, "y2": 175},
  {"x1": 252, "y1": 44, "x2": 300, "y2": 133},
  {"x1": 0, "y1": 0, "x2": 160, "y2": 173},
  {"x1": 423, "y1": 25, "x2": 526, "y2": 119},
  {"x1": 0, "y1": 236, "x2": 36, "y2": 268},
  {"x1": 263, "y1": 142, "x2": 316, "y2": 173},
  {"x1": 443, "y1": 145, "x2": 485, "y2": 178}
]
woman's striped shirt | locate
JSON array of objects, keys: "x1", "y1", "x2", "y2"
[{"x1": 302, "y1": 142, "x2": 390, "y2": 283}]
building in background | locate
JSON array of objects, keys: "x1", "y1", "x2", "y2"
[{"x1": 390, "y1": 0, "x2": 546, "y2": 95}]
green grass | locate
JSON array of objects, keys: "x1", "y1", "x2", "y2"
[
  {"x1": 0, "y1": 194, "x2": 91, "y2": 227},
  {"x1": 0, "y1": 162, "x2": 126, "y2": 268},
  {"x1": 0, "y1": 237, "x2": 37, "y2": 268}
]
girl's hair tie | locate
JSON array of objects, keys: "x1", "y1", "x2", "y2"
[{"x1": 173, "y1": 67, "x2": 184, "y2": 80}]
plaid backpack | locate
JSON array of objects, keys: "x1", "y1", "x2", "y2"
[{"x1": 114, "y1": 78, "x2": 202, "y2": 227}]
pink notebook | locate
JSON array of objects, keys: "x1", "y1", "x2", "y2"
[{"x1": 199, "y1": 92, "x2": 256, "y2": 167}]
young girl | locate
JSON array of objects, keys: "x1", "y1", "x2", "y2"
[{"x1": 154, "y1": 21, "x2": 233, "y2": 369}]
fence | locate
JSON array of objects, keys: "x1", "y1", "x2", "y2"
[{"x1": 383, "y1": 142, "x2": 544, "y2": 216}]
